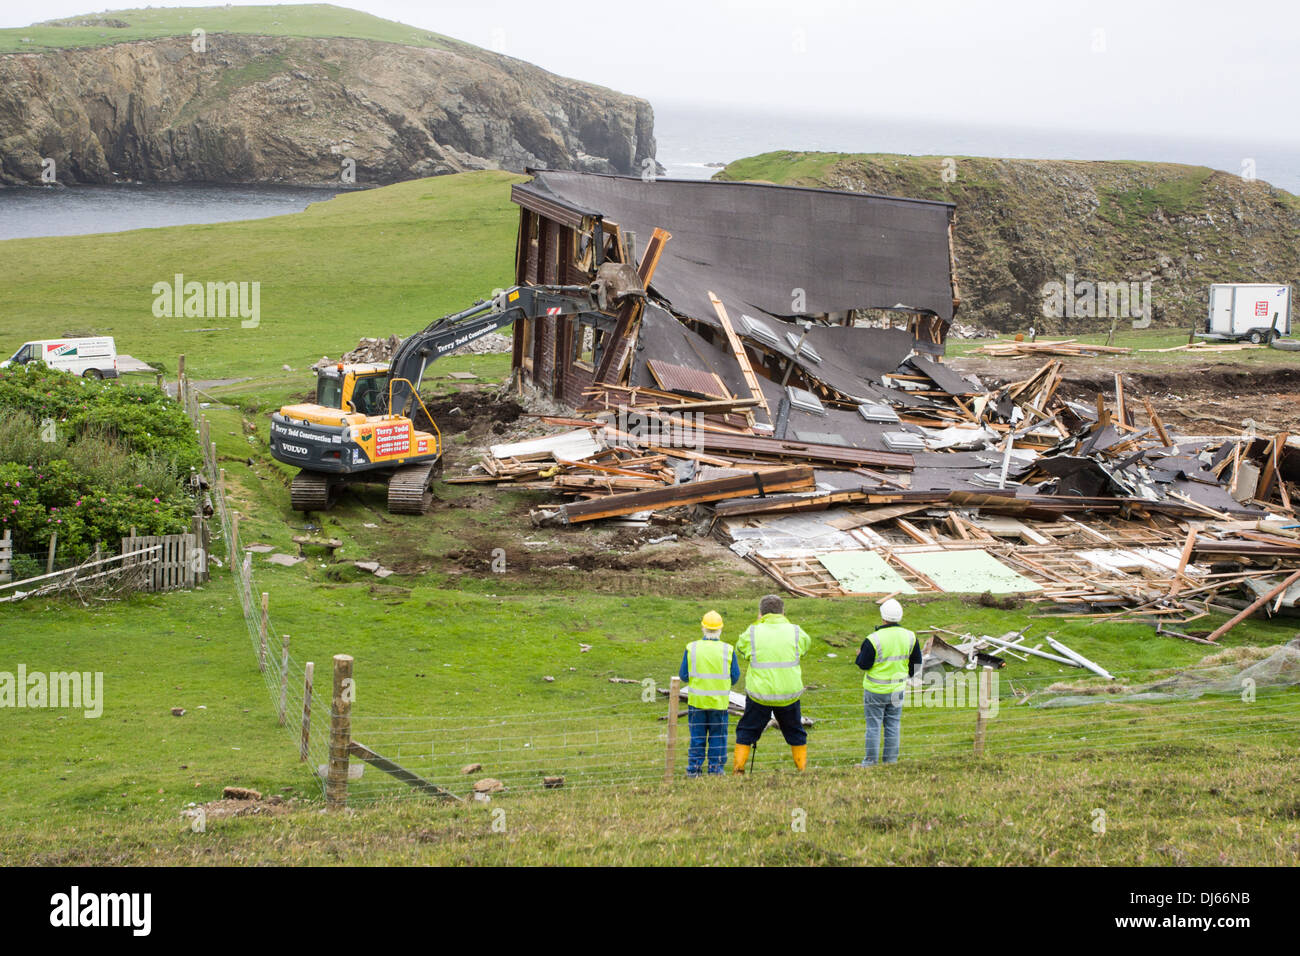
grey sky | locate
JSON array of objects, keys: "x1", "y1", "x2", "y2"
[{"x1": 2, "y1": 0, "x2": 1296, "y2": 141}]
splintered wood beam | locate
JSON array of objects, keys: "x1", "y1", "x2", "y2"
[
  {"x1": 1142, "y1": 396, "x2": 1173, "y2": 447},
  {"x1": 593, "y1": 227, "x2": 671, "y2": 386},
  {"x1": 549, "y1": 464, "x2": 814, "y2": 524},
  {"x1": 1205, "y1": 568, "x2": 1300, "y2": 642},
  {"x1": 1167, "y1": 527, "x2": 1198, "y2": 597},
  {"x1": 1256, "y1": 431, "x2": 1288, "y2": 503},
  {"x1": 1114, "y1": 373, "x2": 1129, "y2": 430},
  {"x1": 1094, "y1": 393, "x2": 1111, "y2": 430},
  {"x1": 708, "y1": 291, "x2": 772, "y2": 427}
]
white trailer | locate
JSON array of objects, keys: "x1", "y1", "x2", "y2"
[
  {"x1": 1202, "y1": 284, "x2": 1291, "y2": 344},
  {"x1": 0, "y1": 337, "x2": 119, "y2": 378}
]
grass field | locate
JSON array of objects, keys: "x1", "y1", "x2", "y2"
[
  {"x1": 2, "y1": 170, "x2": 1298, "y2": 865},
  {"x1": 0, "y1": 4, "x2": 469, "y2": 54},
  {"x1": 1, "y1": 390, "x2": 1296, "y2": 864},
  {"x1": 0, "y1": 171, "x2": 523, "y2": 381}
]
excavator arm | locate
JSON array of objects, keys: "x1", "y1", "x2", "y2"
[{"x1": 386, "y1": 284, "x2": 618, "y2": 417}]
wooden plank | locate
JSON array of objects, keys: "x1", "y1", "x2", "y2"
[
  {"x1": 1142, "y1": 396, "x2": 1173, "y2": 447},
  {"x1": 1257, "y1": 431, "x2": 1288, "y2": 502},
  {"x1": 708, "y1": 291, "x2": 772, "y2": 428},
  {"x1": 1167, "y1": 528, "x2": 1199, "y2": 597},
  {"x1": 548, "y1": 464, "x2": 815, "y2": 525},
  {"x1": 1206, "y1": 568, "x2": 1300, "y2": 642}
]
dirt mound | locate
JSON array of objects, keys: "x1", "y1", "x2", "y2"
[
  {"x1": 1063, "y1": 366, "x2": 1300, "y2": 400},
  {"x1": 414, "y1": 391, "x2": 524, "y2": 437}
]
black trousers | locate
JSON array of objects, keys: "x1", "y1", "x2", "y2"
[{"x1": 735, "y1": 697, "x2": 807, "y2": 746}]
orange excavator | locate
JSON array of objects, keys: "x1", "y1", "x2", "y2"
[{"x1": 269, "y1": 285, "x2": 614, "y2": 513}]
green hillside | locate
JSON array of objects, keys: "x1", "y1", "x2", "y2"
[
  {"x1": 0, "y1": 3, "x2": 467, "y2": 54},
  {"x1": 0, "y1": 171, "x2": 524, "y2": 379},
  {"x1": 716, "y1": 151, "x2": 1300, "y2": 333}
]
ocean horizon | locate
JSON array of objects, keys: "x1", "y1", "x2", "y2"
[{"x1": 654, "y1": 101, "x2": 1300, "y2": 195}]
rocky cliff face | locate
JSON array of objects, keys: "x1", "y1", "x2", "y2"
[
  {"x1": 718, "y1": 153, "x2": 1300, "y2": 332},
  {"x1": 0, "y1": 34, "x2": 656, "y2": 185}
]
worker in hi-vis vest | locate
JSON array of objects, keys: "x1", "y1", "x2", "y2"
[
  {"x1": 856, "y1": 598, "x2": 922, "y2": 766},
  {"x1": 678, "y1": 610, "x2": 741, "y2": 775},
  {"x1": 733, "y1": 594, "x2": 813, "y2": 773}
]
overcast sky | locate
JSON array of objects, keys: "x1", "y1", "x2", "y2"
[{"x1": 3, "y1": 0, "x2": 1297, "y2": 142}]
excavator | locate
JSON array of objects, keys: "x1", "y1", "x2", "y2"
[{"x1": 269, "y1": 284, "x2": 620, "y2": 514}]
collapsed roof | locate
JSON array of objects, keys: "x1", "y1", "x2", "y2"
[{"x1": 511, "y1": 169, "x2": 959, "y2": 330}]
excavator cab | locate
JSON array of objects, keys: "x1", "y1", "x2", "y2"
[{"x1": 314, "y1": 364, "x2": 391, "y2": 416}]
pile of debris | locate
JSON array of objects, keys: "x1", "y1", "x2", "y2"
[
  {"x1": 946, "y1": 323, "x2": 998, "y2": 340},
  {"x1": 314, "y1": 332, "x2": 513, "y2": 371},
  {"x1": 313, "y1": 334, "x2": 402, "y2": 369},
  {"x1": 453, "y1": 354, "x2": 1300, "y2": 636},
  {"x1": 970, "y1": 338, "x2": 1132, "y2": 358}
]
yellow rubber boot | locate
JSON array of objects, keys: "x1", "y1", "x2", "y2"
[
  {"x1": 733, "y1": 744, "x2": 752, "y2": 775},
  {"x1": 791, "y1": 745, "x2": 807, "y2": 771}
]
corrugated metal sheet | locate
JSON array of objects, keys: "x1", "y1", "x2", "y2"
[{"x1": 646, "y1": 359, "x2": 729, "y2": 399}]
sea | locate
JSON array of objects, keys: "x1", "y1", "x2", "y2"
[
  {"x1": 653, "y1": 102, "x2": 1300, "y2": 195},
  {"x1": 0, "y1": 182, "x2": 342, "y2": 241}
]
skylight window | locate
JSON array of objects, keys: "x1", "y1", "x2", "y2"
[
  {"x1": 786, "y1": 385, "x2": 825, "y2": 414},
  {"x1": 740, "y1": 314, "x2": 780, "y2": 347}
]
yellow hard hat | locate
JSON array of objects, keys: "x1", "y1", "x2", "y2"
[{"x1": 701, "y1": 610, "x2": 724, "y2": 629}]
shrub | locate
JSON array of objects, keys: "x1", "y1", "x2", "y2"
[{"x1": 0, "y1": 364, "x2": 200, "y2": 562}]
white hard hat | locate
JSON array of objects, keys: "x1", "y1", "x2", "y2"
[{"x1": 880, "y1": 598, "x2": 903, "y2": 623}]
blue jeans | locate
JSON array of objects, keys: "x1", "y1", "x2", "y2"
[
  {"x1": 687, "y1": 707, "x2": 729, "y2": 775},
  {"x1": 862, "y1": 689, "x2": 903, "y2": 765}
]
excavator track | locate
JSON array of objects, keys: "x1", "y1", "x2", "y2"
[
  {"x1": 387, "y1": 461, "x2": 439, "y2": 515},
  {"x1": 290, "y1": 471, "x2": 337, "y2": 512}
]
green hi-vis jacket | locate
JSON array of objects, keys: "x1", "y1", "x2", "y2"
[
  {"x1": 736, "y1": 614, "x2": 811, "y2": 706},
  {"x1": 863, "y1": 625, "x2": 917, "y2": 694},
  {"x1": 686, "y1": 639, "x2": 735, "y2": 710}
]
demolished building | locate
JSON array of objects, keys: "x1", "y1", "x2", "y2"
[{"x1": 452, "y1": 170, "x2": 1300, "y2": 635}]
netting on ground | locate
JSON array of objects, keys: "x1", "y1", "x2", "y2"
[{"x1": 1034, "y1": 641, "x2": 1300, "y2": 706}]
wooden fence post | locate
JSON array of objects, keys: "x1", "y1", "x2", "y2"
[
  {"x1": 327, "y1": 654, "x2": 354, "y2": 809},
  {"x1": 0, "y1": 530, "x2": 11, "y2": 584},
  {"x1": 177, "y1": 354, "x2": 185, "y2": 403},
  {"x1": 258, "y1": 592, "x2": 269, "y2": 672},
  {"x1": 665, "y1": 675, "x2": 681, "y2": 782},
  {"x1": 46, "y1": 532, "x2": 57, "y2": 574},
  {"x1": 300, "y1": 661, "x2": 314, "y2": 762},
  {"x1": 190, "y1": 516, "x2": 205, "y2": 583},
  {"x1": 973, "y1": 666, "x2": 992, "y2": 757},
  {"x1": 230, "y1": 512, "x2": 240, "y2": 574},
  {"x1": 278, "y1": 634, "x2": 291, "y2": 726}
]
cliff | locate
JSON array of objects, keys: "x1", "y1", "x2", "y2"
[
  {"x1": 716, "y1": 152, "x2": 1300, "y2": 332},
  {"x1": 0, "y1": 15, "x2": 655, "y2": 185}
]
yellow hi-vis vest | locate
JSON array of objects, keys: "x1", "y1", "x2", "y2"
[
  {"x1": 738, "y1": 615, "x2": 809, "y2": 706},
  {"x1": 863, "y1": 625, "x2": 917, "y2": 694},
  {"x1": 686, "y1": 639, "x2": 733, "y2": 710}
]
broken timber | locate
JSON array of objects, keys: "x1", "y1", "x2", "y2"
[
  {"x1": 539, "y1": 464, "x2": 816, "y2": 525},
  {"x1": 708, "y1": 291, "x2": 773, "y2": 429},
  {"x1": 593, "y1": 227, "x2": 671, "y2": 385}
]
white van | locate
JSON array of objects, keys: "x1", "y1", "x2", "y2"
[{"x1": 1, "y1": 337, "x2": 119, "y2": 379}]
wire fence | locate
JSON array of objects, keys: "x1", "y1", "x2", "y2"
[
  {"x1": 175, "y1": 370, "x2": 1300, "y2": 808},
  {"x1": 183, "y1": 372, "x2": 332, "y2": 799}
]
